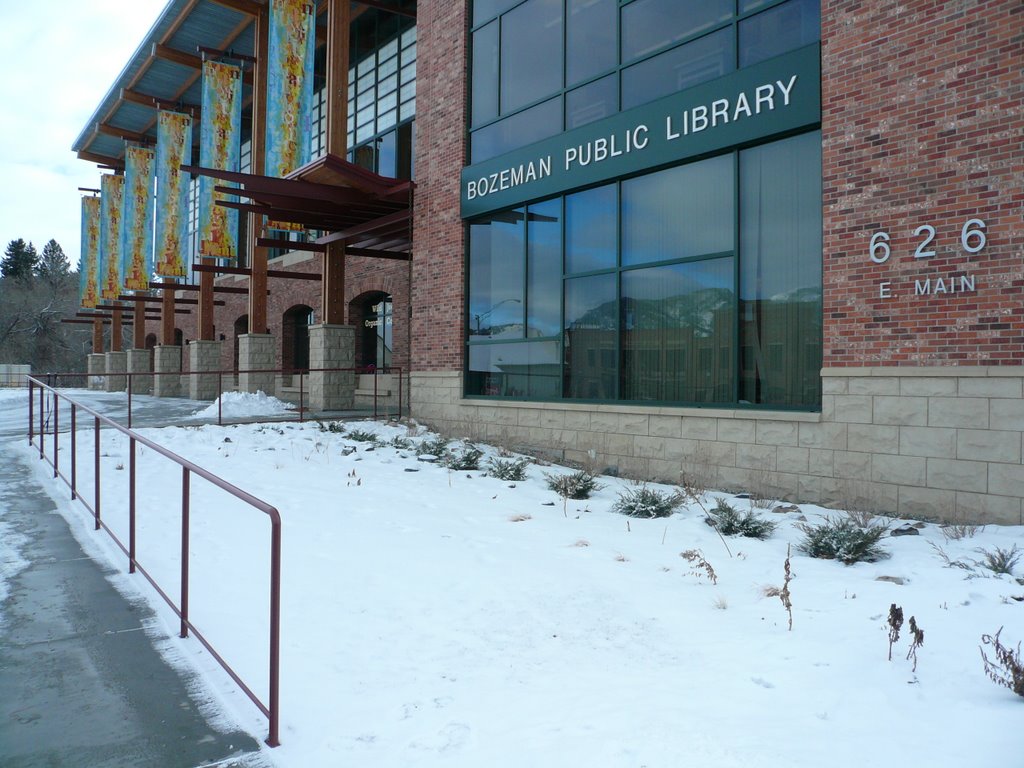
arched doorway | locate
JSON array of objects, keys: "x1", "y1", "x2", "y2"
[
  {"x1": 282, "y1": 305, "x2": 314, "y2": 373},
  {"x1": 355, "y1": 292, "x2": 392, "y2": 371},
  {"x1": 233, "y1": 314, "x2": 248, "y2": 372}
]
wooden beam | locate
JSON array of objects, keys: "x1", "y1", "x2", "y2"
[
  {"x1": 248, "y1": 5, "x2": 269, "y2": 335},
  {"x1": 96, "y1": 122, "x2": 148, "y2": 143},
  {"x1": 77, "y1": 150, "x2": 124, "y2": 170},
  {"x1": 197, "y1": 45, "x2": 257, "y2": 63},
  {"x1": 354, "y1": 0, "x2": 416, "y2": 19},
  {"x1": 345, "y1": 247, "x2": 411, "y2": 261},
  {"x1": 256, "y1": 237, "x2": 326, "y2": 252},
  {"x1": 199, "y1": 257, "x2": 215, "y2": 340},
  {"x1": 161, "y1": 288, "x2": 176, "y2": 345},
  {"x1": 121, "y1": 87, "x2": 202, "y2": 119},
  {"x1": 326, "y1": 0, "x2": 350, "y2": 156},
  {"x1": 150, "y1": 281, "x2": 257, "y2": 295},
  {"x1": 208, "y1": 0, "x2": 265, "y2": 16},
  {"x1": 152, "y1": 42, "x2": 203, "y2": 70},
  {"x1": 322, "y1": 241, "x2": 345, "y2": 324},
  {"x1": 133, "y1": 300, "x2": 146, "y2": 348},
  {"x1": 315, "y1": 209, "x2": 410, "y2": 245},
  {"x1": 192, "y1": 263, "x2": 322, "y2": 281},
  {"x1": 93, "y1": 317, "x2": 104, "y2": 353}
]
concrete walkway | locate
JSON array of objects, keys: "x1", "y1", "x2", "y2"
[{"x1": 0, "y1": 396, "x2": 269, "y2": 767}]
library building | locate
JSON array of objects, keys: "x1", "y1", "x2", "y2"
[{"x1": 73, "y1": 0, "x2": 1023, "y2": 523}]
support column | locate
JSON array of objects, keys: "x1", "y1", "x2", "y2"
[
  {"x1": 87, "y1": 353, "x2": 106, "y2": 391},
  {"x1": 309, "y1": 324, "x2": 355, "y2": 411},
  {"x1": 153, "y1": 346, "x2": 182, "y2": 398},
  {"x1": 111, "y1": 307, "x2": 123, "y2": 352},
  {"x1": 104, "y1": 351, "x2": 127, "y2": 392},
  {"x1": 238, "y1": 334, "x2": 275, "y2": 395},
  {"x1": 247, "y1": 7, "x2": 269, "y2": 336},
  {"x1": 127, "y1": 348, "x2": 152, "y2": 395},
  {"x1": 188, "y1": 340, "x2": 222, "y2": 401},
  {"x1": 133, "y1": 300, "x2": 146, "y2": 349}
]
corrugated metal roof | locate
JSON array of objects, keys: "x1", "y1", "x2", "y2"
[{"x1": 72, "y1": 0, "x2": 255, "y2": 161}]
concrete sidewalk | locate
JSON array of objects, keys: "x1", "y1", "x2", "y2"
[{"x1": 0, "y1": 437, "x2": 268, "y2": 767}]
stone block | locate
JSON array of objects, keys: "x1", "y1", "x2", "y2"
[
  {"x1": 956, "y1": 429, "x2": 1021, "y2": 463},
  {"x1": 899, "y1": 426, "x2": 957, "y2": 458},
  {"x1": 126, "y1": 349, "x2": 152, "y2": 395},
  {"x1": 799, "y1": 422, "x2": 847, "y2": 450},
  {"x1": 898, "y1": 486, "x2": 956, "y2": 520},
  {"x1": 926, "y1": 458, "x2": 988, "y2": 493},
  {"x1": 900, "y1": 377, "x2": 957, "y2": 396},
  {"x1": 716, "y1": 418, "x2": 755, "y2": 444},
  {"x1": 697, "y1": 440, "x2": 737, "y2": 468},
  {"x1": 87, "y1": 354, "x2": 106, "y2": 391},
  {"x1": 831, "y1": 395, "x2": 873, "y2": 423},
  {"x1": 987, "y1": 463, "x2": 1024, "y2": 498},
  {"x1": 958, "y1": 377, "x2": 1022, "y2": 398},
  {"x1": 755, "y1": 421, "x2": 798, "y2": 446},
  {"x1": 872, "y1": 454, "x2": 926, "y2": 486},
  {"x1": 873, "y1": 396, "x2": 927, "y2": 426},
  {"x1": 848, "y1": 376, "x2": 899, "y2": 395},
  {"x1": 648, "y1": 415, "x2": 682, "y2": 438},
  {"x1": 605, "y1": 432, "x2": 634, "y2": 457},
  {"x1": 927, "y1": 396, "x2": 988, "y2": 428},
  {"x1": 776, "y1": 446, "x2": 809, "y2": 474},
  {"x1": 589, "y1": 412, "x2": 618, "y2": 433},
  {"x1": 563, "y1": 410, "x2": 591, "y2": 430},
  {"x1": 833, "y1": 451, "x2": 869, "y2": 479},
  {"x1": 617, "y1": 413, "x2": 650, "y2": 435},
  {"x1": 735, "y1": 443, "x2": 777, "y2": 471},
  {"x1": 988, "y1": 399, "x2": 1024, "y2": 431},
  {"x1": 238, "y1": 334, "x2": 276, "y2": 397},
  {"x1": 104, "y1": 352, "x2": 126, "y2": 392},
  {"x1": 308, "y1": 325, "x2": 355, "y2": 411},
  {"x1": 821, "y1": 376, "x2": 848, "y2": 395},
  {"x1": 152, "y1": 346, "x2": 181, "y2": 398},
  {"x1": 847, "y1": 424, "x2": 899, "y2": 454},
  {"x1": 955, "y1": 492, "x2": 1022, "y2": 526},
  {"x1": 679, "y1": 416, "x2": 717, "y2": 441},
  {"x1": 188, "y1": 340, "x2": 222, "y2": 401}
]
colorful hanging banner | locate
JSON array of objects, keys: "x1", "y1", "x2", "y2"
[
  {"x1": 199, "y1": 60, "x2": 242, "y2": 258},
  {"x1": 266, "y1": 0, "x2": 315, "y2": 180},
  {"x1": 155, "y1": 110, "x2": 193, "y2": 277},
  {"x1": 122, "y1": 146, "x2": 155, "y2": 291},
  {"x1": 79, "y1": 196, "x2": 101, "y2": 309},
  {"x1": 99, "y1": 174, "x2": 125, "y2": 300}
]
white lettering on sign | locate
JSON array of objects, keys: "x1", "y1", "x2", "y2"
[
  {"x1": 466, "y1": 155, "x2": 553, "y2": 200},
  {"x1": 665, "y1": 76, "x2": 798, "y2": 140},
  {"x1": 564, "y1": 125, "x2": 649, "y2": 171},
  {"x1": 914, "y1": 275, "x2": 976, "y2": 295}
]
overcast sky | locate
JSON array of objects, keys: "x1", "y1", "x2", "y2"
[{"x1": 0, "y1": 0, "x2": 167, "y2": 269}]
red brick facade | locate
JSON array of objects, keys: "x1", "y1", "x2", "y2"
[
  {"x1": 822, "y1": 0, "x2": 1024, "y2": 367},
  {"x1": 409, "y1": 0, "x2": 469, "y2": 372}
]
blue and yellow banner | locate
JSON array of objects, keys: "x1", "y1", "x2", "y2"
[
  {"x1": 79, "y1": 196, "x2": 101, "y2": 309},
  {"x1": 199, "y1": 60, "x2": 242, "y2": 258},
  {"x1": 122, "y1": 146, "x2": 155, "y2": 291},
  {"x1": 266, "y1": 0, "x2": 315, "y2": 181},
  {"x1": 155, "y1": 110, "x2": 193, "y2": 277},
  {"x1": 99, "y1": 174, "x2": 125, "y2": 300}
]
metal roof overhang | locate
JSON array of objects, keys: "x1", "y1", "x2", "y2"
[{"x1": 184, "y1": 152, "x2": 413, "y2": 256}]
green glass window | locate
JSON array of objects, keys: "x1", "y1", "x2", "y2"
[
  {"x1": 500, "y1": 0, "x2": 563, "y2": 114},
  {"x1": 567, "y1": 0, "x2": 617, "y2": 86},
  {"x1": 739, "y1": 131, "x2": 821, "y2": 407},
  {"x1": 621, "y1": 0, "x2": 731, "y2": 62},
  {"x1": 468, "y1": 341, "x2": 561, "y2": 398},
  {"x1": 565, "y1": 184, "x2": 616, "y2": 274},
  {"x1": 469, "y1": 210, "x2": 525, "y2": 338},
  {"x1": 527, "y1": 199, "x2": 562, "y2": 338},
  {"x1": 564, "y1": 274, "x2": 617, "y2": 399}
]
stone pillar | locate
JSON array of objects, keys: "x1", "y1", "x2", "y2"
[
  {"x1": 238, "y1": 334, "x2": 276, "y2": 395},
  {"x1": 188, "y1": 340, "x2": 223, "y2": 401},
  {"x1": 103, "y1": 351, "x2": 126, "y2": 392},
  {"x1": 153, "y1": 345, "x2": 182, "y2": 398},
  {"x1": 309, "y1": 324, "x2": 355, "y2": 411},
  {"x1": 87, "y1": 353, "x2": 106, "y2": 391},
  {"x1": 126, "y1": 349, "x2": 152, "y2": 395}
]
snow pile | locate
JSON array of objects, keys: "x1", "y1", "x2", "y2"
[
  {"x1": 12, "y1": 414, "x2": 1024, "y2": 767},
  {"x1": 191, "y1": 390, "x2": 295, "y2": 419}
]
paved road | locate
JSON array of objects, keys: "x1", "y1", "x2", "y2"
[{"x1": 0, "y1": 390, "x2": 269, "y2": 767}]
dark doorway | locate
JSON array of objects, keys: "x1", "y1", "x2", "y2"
[{"x1": 282, "y1": 306, "x2": 314, "y2": 372}]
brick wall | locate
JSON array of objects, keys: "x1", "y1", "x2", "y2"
[
  {"x1": 822, "y1": 0, "x2": 1024, "y2": 366},
  {"x1": 410, "y1": 0, "x2": 468, "y2": 372}
]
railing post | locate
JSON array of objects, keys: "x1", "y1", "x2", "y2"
[
  {"x1": 129, "y1": 437, "x2": 136, "y2": 574},
  {"x1": 127, "y1": 373, "x2": 133, "y2": 430},
  {"x1": 53, "y1": 391, "x2": 59, "y2": 478},
  {"x1": 38, "y1": 384, "x2": 44, "y2": 460},
  {"x1": 28, "y1": 378, "x2": 34, "y2": 445},
  {"x1": 267, "y1": 515, "x2": 281, "y2": 748},
  {"x1": 180, "y1": 467, "x2": 190, "y2": 638},
  {"x1": 373, "y1": 367, "x2": 378, "y2": 420},
  {"x1": 94, "y1": 416, "x2": 101, "y2": 530},
  {"x1": 399, "y1": 368, "x2": 404, "y2": 421},
  {"x1": 71, "y1": 404, "x2": 77, "y2": 500},
  {"x1": 298, "y1": 370, "x2": 305, "y2": 423}
]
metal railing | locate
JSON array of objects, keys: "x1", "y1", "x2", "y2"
[
  {"x1": 27, "y1": 376, "x2": 282, "y2": 747},
  {"x1": 43, "y1": 365, "x2": 404, "y2": 429}
]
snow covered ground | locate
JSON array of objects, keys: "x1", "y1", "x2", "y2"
[{"x1": 3, "y1": 388, "x2": 1024, "y2": 766}]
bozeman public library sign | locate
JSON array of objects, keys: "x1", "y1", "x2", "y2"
[{"x1": 460, "y1": 44, "x2": 821, "y2": 219}]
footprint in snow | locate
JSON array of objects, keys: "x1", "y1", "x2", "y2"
[{"x1": 751, "y1": 677, "x2": 775, "y2": 689}]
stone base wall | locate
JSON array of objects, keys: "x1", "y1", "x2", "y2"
[
  {"x1": 103, "y1": 352, "x2": 126, "y2": 392},
  {"x1": 126, "y1": 349, "x2": 152, "y2": 394},
  {"x1": 238, "y1": 334, "x2": 276, "y2": 396},
  {"x1": 409, "y1": 368, "x2": 1024, "y2": 526},
  {"x1": 153, "y1": 346, "x2": 182, "y2": 398},
  {"x1": 308, "y1": 324, "x2": 354, "y2": 411},
  {"x1": 87, "y1": 354, "x2": 105, "y2": 391},
  {"x1": 188, "y1": 340, "x2": 222, "y2": 401}
]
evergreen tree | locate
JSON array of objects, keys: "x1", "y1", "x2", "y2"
[
  {"x1": 1, "y1": 239, "x2": 38, "y2": 281},
  {"x1": 36, "y1": 239, "x2": 71, "y2": 284}
]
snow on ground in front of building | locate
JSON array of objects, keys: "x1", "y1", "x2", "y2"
[
  {"x1": 190, "y1": 390, "x2": 296, "y2": 419},
  {"x1": 7, "y1": 399, "x2": 1024, "y2": 767}
]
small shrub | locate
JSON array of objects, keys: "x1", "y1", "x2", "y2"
[
  {"x1": 318, "y1": 421, "x2": 345, "y2": 433},
  {"x1": 418, "y1": 435, "x2": 450, "y2": 457},
  {"x1": 545, "y1": 469, "x2": 602, "y2": 500},
  {"x1": 612, "y1": 485, "x2": 683, "y2": 519},
  {"x1": 442, "y1": 446, "x2": 484, "y2": 471},
  {"x1": 680, "y1": 549, "x2": 717, "y2": 584},
  {"x1": 797, "y1": 515, "x2": 890, "y2": 564},
  {"x1": 487, "y1": 456, "x2": 530, "y2": 481},
  {"x1": 705, "y1": 498, "x2": 778, "y2": 539},
  {"x1": 980, "y1": 628, "x2": 1024, "y2": 697},
  {"x1": 345, "y1": 428, "x2": 379, "y2": 444},
  {"x1": 974, "y1": 544, "x2": 1022, "y2": 576},
  {"x1": 388, "y1": 435, "x2": 413, "y2": 450},
  {"x1": 941, "y1": 522, "x2": 983, "y2": 541},
  {"x1": 762, "y1": 545, "x2": 794, "y2": 631}
]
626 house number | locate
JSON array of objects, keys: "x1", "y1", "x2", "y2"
[
  {"x1": 869, "y1": 218, "x2": 987, "y2": 263},
  {"x1": 870, "y1": 218, "x2": 986, "y2": 300}
]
